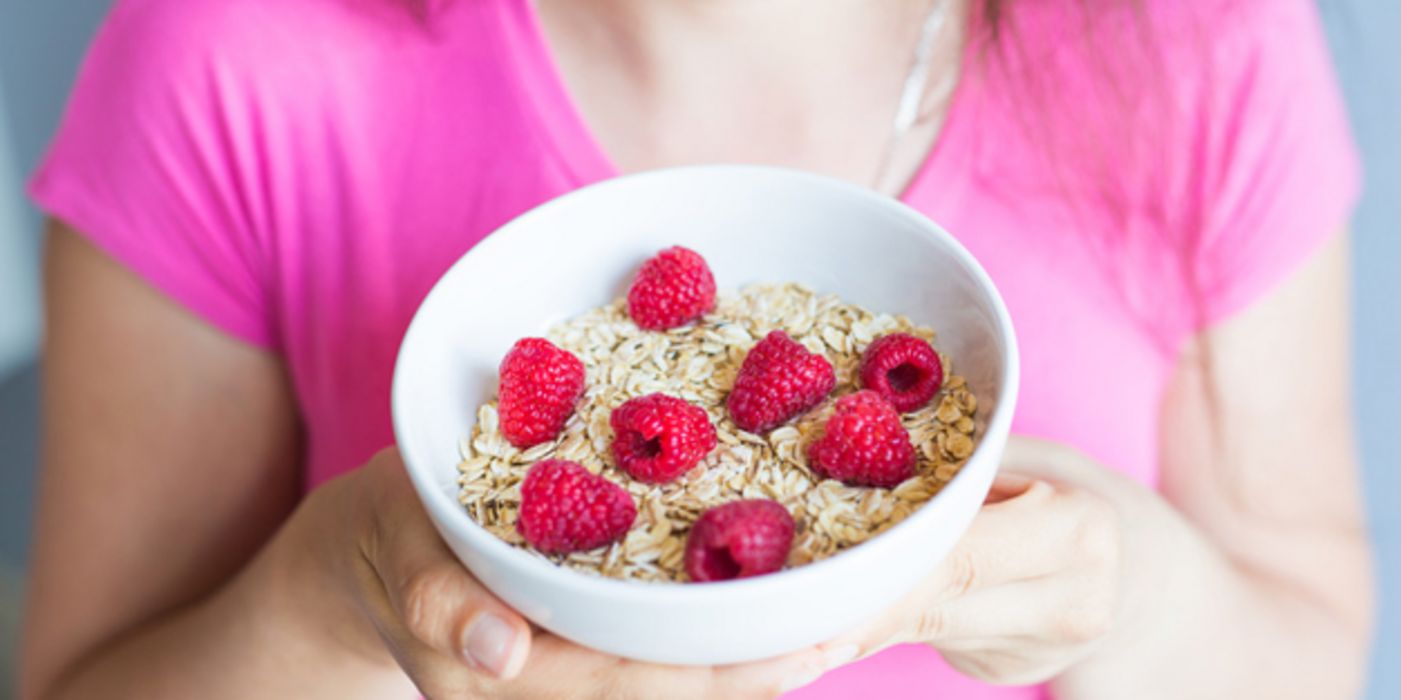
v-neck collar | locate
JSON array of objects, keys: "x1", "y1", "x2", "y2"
[{"x1": 495, "y1": 0, "x2": 978, "y2": 219}]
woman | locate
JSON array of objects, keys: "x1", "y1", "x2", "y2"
[{"x1": 19, "y1": 0, "x2": 1374, "y2": 698}]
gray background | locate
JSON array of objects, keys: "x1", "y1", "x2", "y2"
[{"x1": 0, "y1": 1, "x2": 1396, "y2": 697}]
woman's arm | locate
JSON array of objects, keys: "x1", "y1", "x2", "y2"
[
  {"x1": 1052, "y1": 233, "x2": 1375, "y2": 697},
  {"x1": 835, "y1": 233, "x2": 1374, "y2": 699},
  {"x1": 20, "y1": 222, "x2": 417, "y2": 699},
  {"x1": 22, "y1": 222, "x2": 841, "y2": 700}
]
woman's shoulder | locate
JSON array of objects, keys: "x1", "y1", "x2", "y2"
[
  {"x1": 96, "y1": 0, "x2": 498, "y2": 108},
  {"x1": 1002, "y1": 0, "x2": 1332, "y2": 73},
  {"x1": 107, "y1": 0, "x2": 462, "y2": 45},
  {"x1": 1165, "y1": 0, "x2": 1328, "y2": 40},
  {"x1": 1146, "y1": 0, "x2": 1336, "y2": 74},
  {"x1": 106, "y1": 0, "x2": 404, "y2": 55}
]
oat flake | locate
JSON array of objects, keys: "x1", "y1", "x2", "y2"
[{"x1": 457, "y1": 283, "x2": 980, "y2": 582}]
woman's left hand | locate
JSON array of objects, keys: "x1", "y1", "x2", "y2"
[{"x1": 832, "y1": 435, "x2": 1152, "y2": 685}]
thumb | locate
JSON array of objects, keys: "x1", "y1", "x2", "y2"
[{"x1": 365, "y1": 449, "x2": 534, "y2": 679}]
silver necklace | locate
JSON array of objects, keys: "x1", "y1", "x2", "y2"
[{"x1": 873, "y1": 0, "x2": 957, "y2": 192}]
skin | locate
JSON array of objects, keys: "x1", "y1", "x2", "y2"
[{"x1": 21, "y1": 1, "x2": 1374, "y2": 698}]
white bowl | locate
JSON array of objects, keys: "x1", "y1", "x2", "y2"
[{"x1": 392, "y1": 165, "x2": 1019, "y2": 666}]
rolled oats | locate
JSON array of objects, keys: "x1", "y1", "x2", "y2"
[{"x1": 456, "y1": 283, "x2": 980, "y2": 582}]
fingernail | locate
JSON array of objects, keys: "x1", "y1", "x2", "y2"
[
  {"x1": 994, "y1": 474, "x2": 1034, "y2": 488},
  {"x1": 463, "y1": 613, "x2": 516, "y2": 676},
  {"x1": 822, "y1": 644, "x2": 860, "y2": 669}
]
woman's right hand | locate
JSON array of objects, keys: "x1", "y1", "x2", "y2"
[{"x1": 309, "y1": 447, "x2": 854, "y2": 699}]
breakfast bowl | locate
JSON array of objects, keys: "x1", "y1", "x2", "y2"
[{"x1": 391, "y1": 165, "x2": 1019, "y2": 666}]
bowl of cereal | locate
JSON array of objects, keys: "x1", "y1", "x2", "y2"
[{"x1": 391, "y1": 165, "x2": 1018, "y2": 666}]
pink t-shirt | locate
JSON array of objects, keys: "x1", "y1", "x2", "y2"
[{"x1": 30, "y1": 0, "x2": 1359, "y2": 697}]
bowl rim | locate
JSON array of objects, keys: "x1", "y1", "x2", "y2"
[{"x1": 391, "y1": 164, "x2": 1020, "y2": 604}]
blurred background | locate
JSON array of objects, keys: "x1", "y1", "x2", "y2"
[{"x1": 0, "y1": 1, "x2": 1396, "y2": 698}]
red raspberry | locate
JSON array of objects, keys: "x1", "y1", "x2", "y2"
[
  {"x1": 498, "y1": 338, "x2": 586, "y2": 449},
  {"x1": 626, "y1": 246, "x2": 717, "y2": 330},
  {"x1": 517, "y1": 460, "x2": 637, "y2": 554},
  {"x1": 858, "y1": 333, "x2": 944, "y2": 413},
  {"x1": 684, "y1": 499, "x2": 795, "y2": 582},
  {"x1": 807, "y1": 391, "x2": 916, "y2": 488},
  {"x1": 610, "y1": 394, "x2": 718, "y2": 483},
  {"x1": 727, "y1": 331, "x2": 835, "y2": 433}
]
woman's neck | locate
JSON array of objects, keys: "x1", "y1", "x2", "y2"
[
  {"x1": 536, "y1": 0, "x2": 966, "y2": 191},
  {"x1": 578, "y1": 0, "x2": 939, "y2": 88}
]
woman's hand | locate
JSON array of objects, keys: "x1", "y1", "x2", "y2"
[
  {"x1": 310, "y1": 447, "x2": 852, "y2": 699},
  {"x1": 831, "y1": 436, "x2": 1141, "y2": 685}
]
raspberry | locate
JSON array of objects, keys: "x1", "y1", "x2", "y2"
[
  {"x1": 684, "y1": 500, "x2": 795, "y2": 582},
  {"x1": 626, "y1": 246, "x2": 717, "y2": 330},
  {"x1": 727, "y1": 331, "x2": 835, "y2": 433},
  {"x1": 807, "y1": 391, "x2": 916, "y2": 488},
  {"x1": 610, "y1": 394, "x2": 718, "y2": 483},
  {"x1": 858, "y1": 333, "x2": 944, "y2": 413},
  {"x1": 498, "y1": 338, "x2": 586, "y2": 448},
  {"x1": 517, "y1": 460, "x2": 637, "y2": 554}
]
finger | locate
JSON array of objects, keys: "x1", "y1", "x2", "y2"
[
  {"x1": 911, "y1": 574, "x2": 1114, "y2": 649},
  {"x1": 931, "y1": 480, "x2": 1071, "y2": 595},
  {"x1": 492, "y1": 635, "x2": 631, "y2": 698},
  {"x1": 365, "y1": 450, "x2": 533, "y2": 679},
  {"x1": 986, "y1": 473, "x2": 1036, "y2": 503},
  {"x1": 832, "y1": 572, "x2": 1108, "y2": 670},
  {"x1": 937, "y1": 477, "x2": 1120, "y2": 607},
  {"x1": 710, "y1": 644, "x2": 862, "y2": 697},
  {"x1": 502, "y1": 634, "x2": 851, "y2": 700},
  {"x1": 941, "y1": 646, "x2": 1076, "y2": 687},
  {"x1": 1000, "y1": 436, "x2": 1132, "y2": 496},
  {"x1": 931, "y1": 578, "x2": 1111, "y2": 686},
  {"x1": 1000, "y1": 436, "x2": 1099, "y2": 487},
  {"x1": 827, "y1": 481, "x2": 1091, "y2": 653}
]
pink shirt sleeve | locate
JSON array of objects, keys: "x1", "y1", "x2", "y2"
[
  {"x1": 1191, "y1": 0, "x2": 1361, "y2": 327},
  {"x1": 29, "y1": 0, "x2": 278, "y2": 348}
]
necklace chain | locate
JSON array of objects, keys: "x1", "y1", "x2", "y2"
[{"x1": 874, "y1": 0, "x2": 957, "y2": 192}]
